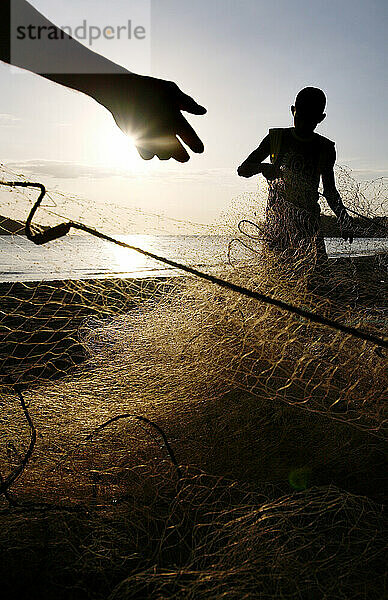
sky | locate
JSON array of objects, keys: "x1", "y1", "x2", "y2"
[{"x1": 0, "y1": 0, "x2": 387, "y2": 232}]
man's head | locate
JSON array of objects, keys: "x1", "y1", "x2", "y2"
[{"x1": 291, "y1": 87, "x2": 326, "y2": 136}]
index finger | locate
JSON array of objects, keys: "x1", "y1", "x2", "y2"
[{"x1": 178, "y1": 90, "x2": 207, "y2": 115}]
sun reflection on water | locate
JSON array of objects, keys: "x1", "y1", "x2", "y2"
[{"x1": 109, "y1": 235, "x2": 177, "y2": 277}]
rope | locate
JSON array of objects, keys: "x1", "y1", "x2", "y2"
[
  {"x1": 84, "y1": 414, "x2": 182, "y2": 480},
  {"x1": 0, "y1": 384, "x2": 37, "y2": 497},
  {"x1": 1, "y1": 181, "x2": 388, "y2": 350},
  {"x1": 44, "y1": 413, "x2": 182, "y2": 483}
]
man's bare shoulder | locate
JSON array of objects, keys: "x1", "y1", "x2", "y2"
[
  {"x1": 313, "y1": 132, "x2": 335, "y2": 148},
  {"x1": 314, "y1": 133, "x2": 336, "y2": 168}
]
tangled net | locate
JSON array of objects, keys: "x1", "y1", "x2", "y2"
[
  {"x1": 0, "y1": 164, "x2": 387, "y2": 599},
  {"x1": 110, "y1": 480, "x2": 387, "y2": 600}
]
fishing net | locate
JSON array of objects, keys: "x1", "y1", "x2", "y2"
[{"x1": 0, "y1": 163, "x2": 387, "y2": 599}]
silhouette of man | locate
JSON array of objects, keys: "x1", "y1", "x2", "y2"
[
  {"x1": 237, "y1": 87, "x2": 353, "y2": 267},
  {"x1": 0, "y1": 0, "x2": 206, "y2": 162}
]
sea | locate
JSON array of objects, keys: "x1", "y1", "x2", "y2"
[{"x1": 0, "y1": 235, "x2": 387, "y2": 283}]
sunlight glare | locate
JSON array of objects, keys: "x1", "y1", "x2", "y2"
[
  {"x1": 110, "y1": 235, "x2": 170, "y2": 277},
  {"x1": 102, "y1": 127, "x2": 141, "y2": 171}
]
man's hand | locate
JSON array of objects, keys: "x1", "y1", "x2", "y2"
[
  {"x1": 260, "y1": 164, "x2": 280, "y2": 180},
  {"x1": 238, "y1": 162, "x2": 280, "y2": 179},
  {"x1": 341, "y1": 229, "x2": 354, "y2": 243},
  {"x1": 93, "y1": 73, "x2": 206, "y2": 163},
  {"x1": 338, "y1": 212, "x2": 354, "y2": 243},
  {"x1": 1, "y1": 3, "x2": 207, "y2": 163},
  {"x1": 340, "y1": 227, "x2": 354, "y2": 244},
  {"x1": 237, "y1": 162, "x2": 261, "y2": 178}
]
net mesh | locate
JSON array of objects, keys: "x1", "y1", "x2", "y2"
[{"x1": 0, "y1": 164, "x2": 387, "y2": 599}]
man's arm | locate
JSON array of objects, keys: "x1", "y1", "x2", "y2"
[
  {"x1": 0, "y1": 1, "x2": 206, "y2": 162},
  {"x1": 237, "y1": 135, "x2": 279, "y2": 179},
  {"x1": 321, "y1": 147, "x2": 354, "y2": 242},
  {"x1": 0, "y1": 1, "x2": 11, "y2": 64}
]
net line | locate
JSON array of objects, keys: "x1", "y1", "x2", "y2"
[
  {"x1": 1, "y1": 180, "x2": 386, "y2": 350},
  {"x1": 0, "y1": 170, "x2": 387, "y2": 600}
]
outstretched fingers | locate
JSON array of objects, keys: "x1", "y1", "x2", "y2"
[
  {"x1": 155, "y1": 136, "x2": 190, "y2": 162},
  {"x1": 176, "y1": 115, "x2": 205, "y2": 154},
  {"x1": 137, "y1": 147, "x2": 155, "y2": 160},
  {"x1": 170, "y1": 138, "x2": 190, "y2": 162},
  {"x1": 137, "y1": 135, "x2": 190, "y2": 163},
  {"x1": 177, "y1": 89, "x2": 207, "y2": 115}
]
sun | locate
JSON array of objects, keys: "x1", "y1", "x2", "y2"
[
  {"x1": 89, "y1": 116, "x2": 160, "y2": 176},
  {"x1": 101, "y1": 126, "x2": 141, "y2": 171}
]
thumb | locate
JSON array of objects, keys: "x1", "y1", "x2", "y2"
[{"x1": 178, "y1": 90, "x2": 207, "y2": 115}]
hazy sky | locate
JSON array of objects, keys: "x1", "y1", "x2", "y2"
[{"x1": 0, "y1": 0, "x2": 386, "y2": 231}]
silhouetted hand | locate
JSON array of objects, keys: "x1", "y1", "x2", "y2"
[
  {"x1": 340, "y1": 228, "x2": 354, "y2": 244},
  {"x1": 338, "y1": 212, "x2": 354, "y2": 243},
  {"x1": 94, "y1": 73, "x2": 207, "y2": 162},
  {"x1": 260, "y1": 164, "x2": 281, "y2": 180},
  {"x1": 0, "y1": 2, "x2": 207, "y2": 163},
  {"x1": 238, "y1": 162, "x2": 281, "y2": 179},
  {"x1": 237, "y1": 162, "x2": 261, "y2": 177}
]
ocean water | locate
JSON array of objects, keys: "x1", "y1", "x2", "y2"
[{"x1": 0, "y1": 235, "x2": 387, "y2": 283}]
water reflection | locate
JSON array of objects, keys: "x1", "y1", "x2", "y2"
[
  {"x1": 0, "y1": 235, "x2": 387, "y2": 283},
  {"x1": 110, "y1": 235, "x2": 177, "y2": 278}
]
